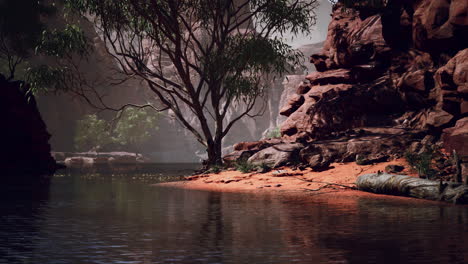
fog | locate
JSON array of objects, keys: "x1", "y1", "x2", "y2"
[{"x1": 37, "y1": 0, "x2": 332, "y2": 163}]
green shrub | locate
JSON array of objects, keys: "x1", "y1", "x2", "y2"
[
  {"x1": 209, "y1": 164, "x2": 224, "y2": 174},
  {"x1": 267, "y1": 127, "x2": 281, "y2": 138},
  {"x1": 405, "y1": 148, "x2": 436, "y2": 179},
  {"x1": 74, "y1": 114, "x2": 112, "y2": 151},
  {"x1": 235, "y1": 160, "x2": 256, "y2": 173},
  {"x1": 74, "y1": 107, "x2": 158, "y2": 153}
]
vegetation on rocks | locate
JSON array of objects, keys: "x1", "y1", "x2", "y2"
[
  {"x1": 235, "y1": 160, "x2": 256, "y2": 174},
  {"x1": 404, "y1": 148, "x2": 437, "y2": 179}
]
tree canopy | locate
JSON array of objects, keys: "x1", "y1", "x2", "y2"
[
  {"x1": 74, "y1": 108, "x2": 158, "y2": 153},
  {"x1": 65, "y1": 0, "x2": 318, "y2": 166},
  {"x1": 0, "y1": 0, "x2": 89, "y2": 94}
]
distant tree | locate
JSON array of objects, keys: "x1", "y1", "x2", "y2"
[
  {"x1": 74, "y1": 114, "x2": 112, "y2": 151},
  {"x1": 66, "y1": 0, "x2": 318, "y2": 167},
  {"x1": 113, "y1": 107, "x2": 159, "y2": 154},
  {"x1": 74, "y1": 108, "x2": 158, "y2": 153}
]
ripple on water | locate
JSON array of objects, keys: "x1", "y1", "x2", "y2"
[{"x1": 1, "y1": 168, "x2": 468, "y2": 264}]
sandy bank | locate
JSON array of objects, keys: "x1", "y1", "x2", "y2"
[{"x1": 155, "y1": 159, "x2": 445, "y2": 204}]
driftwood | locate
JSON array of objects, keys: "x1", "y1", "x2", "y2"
[{"x1": 356, "y1": 173, "x2": 468, "y2": 204}]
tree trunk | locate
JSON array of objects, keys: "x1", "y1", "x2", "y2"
[
  {"x1": 206, "y1": 138, "x2": 223, "y2": 167},
  {"x1": 357, "y1": 173, "x2": 468, "y2": 204}
]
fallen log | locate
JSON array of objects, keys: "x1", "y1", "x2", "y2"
[{"x1": 356, "y1": 173, "x2": 468, "y2": 204}]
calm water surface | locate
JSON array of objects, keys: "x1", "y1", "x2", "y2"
[{"x1": 1, "y1": 164, "x2": 467, "y2": 264}]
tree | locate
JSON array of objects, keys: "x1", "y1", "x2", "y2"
[
  {"x1": 0, "y1": 0, "x2": 89, "y2": 94},
  {"x1": 74, "y1": 108, "x2": 158, "y2": 153},
  {"x1": 74, "y1": 114, "x2": 113, "y2": 151},
  {"x1": 66, "y1": 0, "x2": 318, "y2": 167},
  {"x1": 113, "y1": 107, "x2": 159, "y2": 154}
]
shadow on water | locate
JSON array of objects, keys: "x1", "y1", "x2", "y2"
[{"x1": 0, "y1": 175, "x2": 51, "y2": 264}]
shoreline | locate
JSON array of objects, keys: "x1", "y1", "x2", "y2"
[{"x1": 155, "y1": 159, "x2": 448, "y2": 205}]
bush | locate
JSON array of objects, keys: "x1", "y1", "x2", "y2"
[
  {"x1": 267, "y1": 127, "x2": 281, "y2": 138},
  {"x1": 209, "y1": 164, "x2": 224, "y2": 174},
  {"x1": 74, "y1": 107, "x2": 158, "y2": 153},
  {"x1": 74, "y1": 114, "x2": 112, "y2": 151},
  {"x1": 405, "y1": 148, "x2": 437, "y2": 179},
  {"x1": 235, "y1": 160, "x2": 256, "y2": 173}
]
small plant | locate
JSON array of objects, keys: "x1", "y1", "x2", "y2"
[
  {"x1": 209, "y1": 164, "x2": 224, "y2": 174},
  {"x1": 267, "y1": 127, "x2": 281, "y2": 138},
  {"x1": 404, "y1": 148, "x2": 437, "y2": 179},
  {"x1": 235, "y1": 160, "x2": 256, "y2": 173}
]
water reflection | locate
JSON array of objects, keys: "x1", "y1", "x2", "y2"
[
  {"x1": 0, "y1": 177, "x2": 51, "y2": 264},
  {"x1": 0, "y1": 166, "x2": 467, "y2": 264}
]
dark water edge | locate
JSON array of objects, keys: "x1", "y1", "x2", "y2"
[{"x1": 1, "y1": 164, "x2": 467, "y2": 264}]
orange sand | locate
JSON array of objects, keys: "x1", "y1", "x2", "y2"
[{"x1": 156, "y1": 159, "x2": 443, "y2": 204}]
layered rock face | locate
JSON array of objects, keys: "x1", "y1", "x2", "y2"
[
  {"x1": 227, "y1": 0, "x2": 468, "y2": 176},
  {"x1": 0, "y1": 76, "x2": 56, "y2": 175},
  {"x1": 282, "y1": 0, "x2": 467, "y2": 142}
]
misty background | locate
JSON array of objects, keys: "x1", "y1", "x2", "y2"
[{"x1": 37, "y1": 0, "x2": 332, "y2": 163}]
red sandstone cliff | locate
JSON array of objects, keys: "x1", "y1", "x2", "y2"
[{"x1": 226, "y1": 0, "x2": 468, "y2": 179}]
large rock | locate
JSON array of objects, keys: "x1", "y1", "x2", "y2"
[
  {"x1": 305, "y1": 69, "x2": 354, "y2": 85},
  {"x1": 279, "y1": 94, "x2": 305, "y2": 117},
  {"x1": 442, "y1": 117, "x2": 468, "y2": 157},
  {"x1": 0, "y1": 76, "x2": 56, "y2": 175},
  {"x1": 434, "y1": 49, "x2": 468, "y2": 117},
  {"x1": 299, "y1": 128, "x2": 414, "y2": 167},
  {"x1": 413, "y1": 0, "x2": 468, "y2": 54},
  {"x1": 247, "y1": 143, "x2": 303, "y2": 168},
  {"x1": 281, "y1": 77, "x2": 405, "y2": 141}
]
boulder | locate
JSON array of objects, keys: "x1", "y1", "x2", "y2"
[
  {"x1": 398, "y1": 70, "x2": 429, "y2": 92},
  {"x1": 425, "y1": 110, "x2": 453, "y2": 128},
  {"x1": 64, "y1": 157, "x2": 94, "y2": 168},
  {"x1": 281, "y1": 78, "x2": 404, "y2": 141},
  {"x1": 442, "y1": 117, "x2": 468, "y2": 157},
  {"x1": 385, "y1": 165, "x2": 405, "y2": 174},
  {"x1": 305, "y1": 69, "x2": 354, "y2": 85},
  {"x1": 413, "y1": 0, "x2": 468, "y2": 54},
  {"x1": 248, "y1": 143, "x2": 303, "y2": 168},
  {"x1": 296, "y1": 83, "x2": 311, "y2": 95},
  {"x1": 279, "y1": 94, "x2": 305, "y2": 117}
]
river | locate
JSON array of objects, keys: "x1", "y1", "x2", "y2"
[{"x1": 1, "y1": 164, "x2": 467, "y2": 264}]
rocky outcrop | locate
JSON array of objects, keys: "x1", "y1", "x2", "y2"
[
  {"x1": 442, "y1": 117, "x2": 468, "y2": 158},
  {"x1": 281, "y1": 1, "x2": 467, "y2": 141},
  {"x1": 53, "y1": 151, "x2": 149, "y2": 168},
  {"x1": 0, "y1": 76, "x2": 56, "y2": 175},
  {"x1": 225, "y1": 0, "x2": 468, "y2": 179}
]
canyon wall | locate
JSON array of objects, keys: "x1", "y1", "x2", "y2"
[{"x1": 227, "y1": 0, "x2": 468, "y2": 177}]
